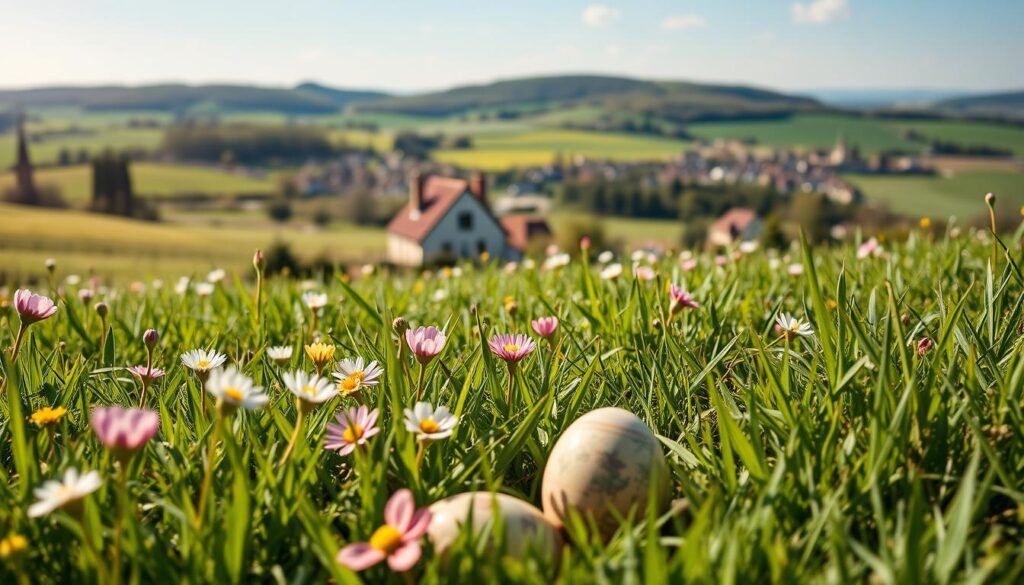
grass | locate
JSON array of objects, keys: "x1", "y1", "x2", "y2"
[
  {"x1": 1, "y1": 226, "x2": 1023, "y2": 583},
  {"x1": 434, "y1": 129, "x2": 690, "y2": 170},
  {"x1": 0, "y1": 203, "x2": 385, "y2": 280},
  {"x1": 0, "y1": 163, "x2": 277, "y2": 204},
  {"x1": 0, "y1": 127, "x2": 164, "y2": 168},
  {"x1": 846, "y1": 170, "x2": 1024, "y2": 219}
]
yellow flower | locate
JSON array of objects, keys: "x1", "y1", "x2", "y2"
[
  {"x1": 0, "y1": 534, "x2": 27, "y2": 560},
  {"x1": 825, "y1": 299, "x2": 838, "y2": 311},
  {"x1": 30, "y1": 406, "x2": 67, "y2": 427},
  {"x1": 304, "y1": 342, "x2": 336, "y2": 370},
  {"x1": 503, "y1": 295, "x2": 515, "y2": 306},
  {"x1": 413, "y1": 280, "x2": 425, "y2": 294},
  {"x1": 1020, "y1": 206, "x2": 1024, "y2": 217},
  {"x1": 479, "y1": 251, "x2": 490, "y2": 262},
  {"x1": 919, "y1": 217, "x2": 931, "y2": 229}
]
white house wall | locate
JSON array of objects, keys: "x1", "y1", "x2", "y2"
[
  {"x1": 387, "y1": 234, "x2": 424, "y2": 266},
  {"x1": 420, "y1": 194, "x2": 509, "y2": 263}
]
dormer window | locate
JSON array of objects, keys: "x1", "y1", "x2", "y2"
[{"x1": 457, "y1": 211, "x2": 473, "y2": 231}]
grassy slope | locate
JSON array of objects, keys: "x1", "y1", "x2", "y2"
[
  {"x1": 845, "y1": 170, "x2": 1024, "y2": 219},
  {"x1": 0, "y1": 203, "x2": 385, "y2": 280},
  {"x1": 0, "y1": 163, "x2": 276, "y2": 203}
]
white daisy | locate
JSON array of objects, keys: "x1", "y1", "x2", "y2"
[
  {"x1": 787, "y1": 263, "x2": 804, "y2": 276},
  {"x1": 403, "y1": 402, "x2": 459, "y2": 442},
  {"x1": 195, "y1": 282, "x2": 215, "y2": 297},
  {"x1": 302, "y1": 291, "x2": 329, "y2": 311},
  {"x1": 180, "y1": 349, "x2": 227, "y2": 373},
  {"x1": 206, "y1": 367, "x2": 268, "y2": 411},
  {"x1": 333, "y1": 357, "x2": 384, "y2": 395},
  {"x1": 282, "y1": 370, "x2": 338, "y2": 407},
  {"x1": 300, "y1": 279, "x2": 318, "y2": 291},
  {"x1": 775, "y1": 313, "x2": 815, "y2": 339},
  {"x1": 267, "y1": 346, "x2": 293, "y2": 365},
  {"x1": 600, "y1": 263, "x2": 623, "y2": 281},
  {"x1": 174, "y1": 276, "x2": 191, "y2": 295},
  {"x1": 597, "y1": 250, "x2": 615, "y2": 264},
  {"x1": 207, "y1": 269, "x2": 226, "y2": 283},
  {"x1": 740, "y1": 241, "x2": 759, "y2": 254},
  {"x1": 28, "y1": 468, "x2": 102, "y2": 518},
  {"x1": 542, "y1": 253, "x2": 571, "y2": 271}
]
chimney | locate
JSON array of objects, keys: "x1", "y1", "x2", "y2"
[
  {"x1": 409, "y1": 171, "x2": 425, "y2": 219},
  {"x1": 470, "y1": 172, "x2": 487, "y2": 207}
]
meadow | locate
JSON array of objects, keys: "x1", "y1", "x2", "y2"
[
  {"x1": 0, "y1": 163, "x2": 276, "y2": 204},
  {"x1": 845, "y1": 171, "x2": 1024, "y2": 219},
  {"x1": 0, "y1": 203, "x2": 385, "y2": 281},
  {"x1": 1, "y1": 222, "x2": 1023, "y2": 583}
]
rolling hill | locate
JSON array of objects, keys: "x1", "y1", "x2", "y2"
[
  {"x1": 0, "y1": 83, "x2": 390, "y2": 115},
  {"x1": 352, "y1": 74, "x2": 824, "y2": 122},
  {"x1": 933, "y1": 90, "x2": 1024, "y2": 119}
]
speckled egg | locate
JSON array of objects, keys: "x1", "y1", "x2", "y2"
[
  {"x1": 427, "y1": 492, "x2": 562, "y2": 560},
  {"x1": 541, "y1": 407, "x2": 670, "y2": 539}
]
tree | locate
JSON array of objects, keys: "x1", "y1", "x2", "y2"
[{"x1": 266, "y1": 198, "x2": 293, "y2": 223}]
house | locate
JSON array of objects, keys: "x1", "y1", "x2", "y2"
[
  {"x1": 707, "y1": 207, "x2": 762, "y2": 247},
  {"x1": 499, "y1": 215, "x2": 553, "y2": 254},
  {"x1": 387, "y1": 172, "x2": 518, "y2": 266}
]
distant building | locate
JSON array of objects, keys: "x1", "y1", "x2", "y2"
[
  {"x1": 499, "y1": 215, "x2": 553, "y2": 254},
  {"x1": 387, "y1": 172, "x2": 519, "y2": 266},
  {"x1": 9, "y1": 113, "x2": 40, "y2": 206},
  {"x1": 707, "y1": 208, "x2": 762, "y2": 247}
]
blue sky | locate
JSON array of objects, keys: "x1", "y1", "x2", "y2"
[{"x1": 3, "y1": 0, "x2": 1022, "y2": 92}]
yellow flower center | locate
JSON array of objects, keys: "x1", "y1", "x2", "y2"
[
  {"x1": 302, "y1": 384, "x2": 318, "y2": 396},
  {"x1": 340, "y1": 376, "x2": 361, "y2": 394},
  {"x1": 419, "y1": 418, "x2": 440, "y2": 434},
  {"x1": 342, "y1": 424, "x2": 364, "y2": 443},
  {"x1": 350, "y1": 371, "x2": 365, "y2": 381},
  {"x1": 196, "y1": 360, "x2": 210, "y2": 368},
  {"x1": 223, "y1": 387, "x2": 243, "y2": 401},
  {"x1": 503, "y1": 344, "x2": 520, "y2": 353},
  {"x1": 369, "y1": 525, "x2": 403, "y2": 554}
]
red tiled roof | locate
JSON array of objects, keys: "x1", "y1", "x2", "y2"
[
  {"x1": 710, "y1": 207, "x2": 758, "y2": 234},
  {"x1": 500, "y1": 215, "x2": 553, "y2": 251},
  {"x1": 387, "y1": 176, "x2": 470, "y2": 243}
]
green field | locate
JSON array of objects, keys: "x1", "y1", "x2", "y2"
[
  {"x1": 434, "y1": 129, "x2": 690, "y2": 170},
  {"x1": 0, "y1": 203, "x2": 385, "y2": 280},
  {"x1": 1, "y1": 230, "x2": 1022, "y2": 582},
  {"x1": 846, "y1": 170, "x2": 1024, "y2": 219},
  {"x1": 0, "y1": 163, "x2": 276, "y2": 204}
]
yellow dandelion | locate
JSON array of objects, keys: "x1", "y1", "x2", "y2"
[
  {"x1": 825, "y1": 299, "x2": 838, "y2": 311},
  {"x1": 413, "y1": 280, "x2": 425, "y2": 294},
  {"x1": 479, "y1": 250, "x2": 490, "y2": 262},
  {"x1": 304, "y1": 342, "x2": 336, "y2": 370},
  {"x1": 919, "y1": 217, "x2": 931, "y2": 229},
  {"x1": 0, "y1": 534, "x2": 27, "y2": 560},
  {"x1": 30, "y1": 406, "x2": 67, "y2": 427}
]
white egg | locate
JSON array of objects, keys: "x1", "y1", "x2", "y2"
[
  {"x1": 427, "y1": 492, "x2": 562, "y2": 561},
  {"x1": 541, "y1": 407, "x2": 670, "y2": 539}
]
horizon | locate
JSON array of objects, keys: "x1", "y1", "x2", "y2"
[{"x1": 3, "y1": 1, "x2": 1023, "y2": 94}]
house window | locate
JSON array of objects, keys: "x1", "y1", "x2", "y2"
[
  {"x1": 477, "y1": 240, "x2": 487, "y2": 254},
  {"x1": 441, "y1": 242, "x2": 452, "y2": 255},
  {"x1": 457, "y1": 212, "x2": 473, "y2": 231}
]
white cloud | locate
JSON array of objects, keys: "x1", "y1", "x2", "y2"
[
  {"x1": 661, "y1": 15, "x2": 707, "y2": 31},
  {"x1": 792, "y1": 0, "x2": 849, "y2": 24},
  {"x1": 582, "y1": 5, "x2": 621, "y2": 28}
]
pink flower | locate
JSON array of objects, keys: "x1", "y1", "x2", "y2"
[
  {"x1": 126, "y1": 365, "x2": 166, "y2": 384},
  {"x1": 78, "y1": 289, "x2": 95, "y2": 302},
  {"x1": 325, "y1": 406, "x2": 380, "y2": 455},
  {"x1": 405, "y1": 326, "x2": 446, "y2": 364},
  {"x1": 682, "y1": 259, "x2": 698, "y2": 272},
  {"x1": 857, "y1": 238, "x2": 881, "y2": 259},
  {"x1": 336, "y1": 489, "x2": 431, "y2": 572},
  {"x1": 669, "y1": 284, "x2": 700, "y2": 314},
  {"x1": 633, "y1": 266, "x2": 656, "y2": 281},
  {"x1": 531, "y1": 317, "x2": 559, "y2": 338},
  {"x1": 14, "y1": 289, "x2": 58, "y2": 325},
  {"x1": 90, "y1": 406, "x2": 160, "y2": 461},
  {"x1": 714, "y1": 255, "x2": 727, "y2": 266},
  {"x1": 917, "y1": 337, "x2": 934, "y2": 357},
  {"x1": 488, "y1": 333, "x2": 536, "y2": 363}
]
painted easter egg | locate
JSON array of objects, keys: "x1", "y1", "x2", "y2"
[
  {"x1": 427, "y1": 492, "x2": 562, "y2": 560},
  {"x1": 541, "y1": 407, "x2": 670, "y2": 539}
]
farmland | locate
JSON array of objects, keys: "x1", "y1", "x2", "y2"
[
  {"x1": 1, "y1": 228, "x2": 1023, "y2": 582},
  {"x1": 845, "y1": 171, "x2": 1024, "y2": 219},
  {"x1": 0, "y1": 163, "x2": 276, "y2": 204}
]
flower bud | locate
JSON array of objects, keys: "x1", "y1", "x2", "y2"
[
  {"x1": 94, "y1": 302, "x2": 109, "y2": 318},
  {"x1": 143, "y1": 328, "x2": 159, "y2": 349},
  {"x1": 986, "y1": 192, "x2": 996, "y2": 206},
  {"x1": 917, "y1": 337, "x2": 934, "y2": 357},
  {"x1": 45, "y1": 258, "x2": 57, "y2": 272},
  {"x1": 392, "y1": 317, "x2": 409, "y2": 335},
  {"x1": 253, "y1": 249, "x2": 265, "y2": 271}
]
